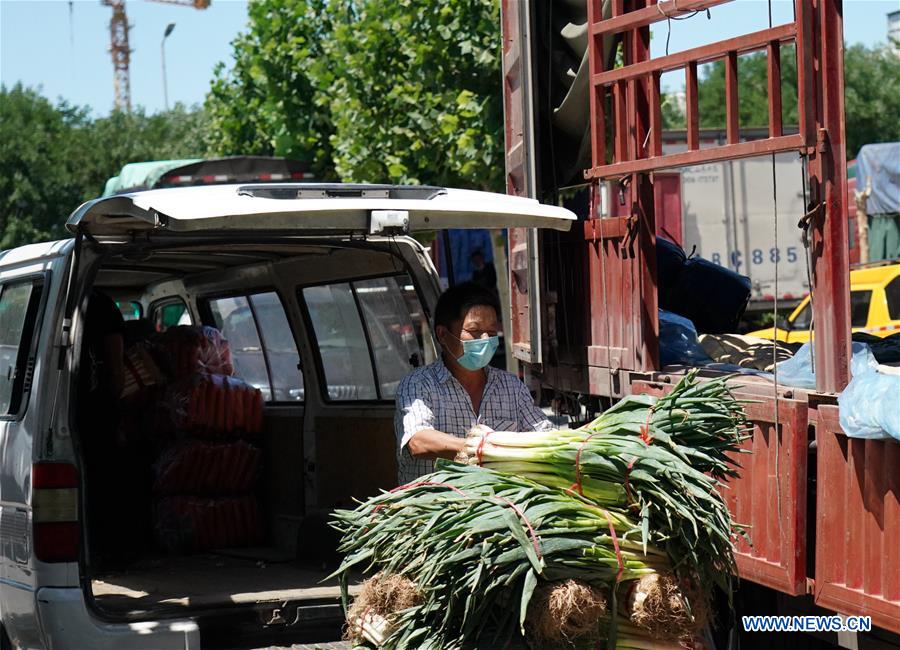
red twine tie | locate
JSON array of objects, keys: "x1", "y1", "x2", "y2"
[
  {"x1": 568, "y1": 432, "x2": 601, "y2": 496},
  {"x1": 475, "y1": 430, "x2": 492, "y2": 465},
  {"x1": 496, "y1": 496, "x2": 543, "y2": 560},
  {"x1": 602, "y1": 509, "x2": 626, "y2": 583},
  {"x1": 639, "y1": 407, "x2": 655, "y2": 445}
]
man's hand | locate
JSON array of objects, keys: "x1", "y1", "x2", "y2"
[{"x1": 461, "y1": 425, "x2": 494, "y2": 465}]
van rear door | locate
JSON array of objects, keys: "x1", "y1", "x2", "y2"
[{"x1": 66, "y1": 184, "x2": 575, "y2": 238}]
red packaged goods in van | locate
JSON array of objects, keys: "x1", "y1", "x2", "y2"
[
  {"x1": 154, "y1": 440, "x2": 261, "y2": 495},
  {"x1": 162, "y1": 374, "x2": 264, "y2": 437},
  {"x1": 157, "y1": 325, "x2": 234, "y2": 379},
  {"x1": 154, "y1": 496, "x2": 264, "y2": 552}
]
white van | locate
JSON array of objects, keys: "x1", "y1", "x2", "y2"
[{"x1": 0, "y1": 183, "x2": 573, "y2": 649}]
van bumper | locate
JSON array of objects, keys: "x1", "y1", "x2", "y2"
[{"x1": 35, "y1": 587, "x2": 200, "y2": 649}]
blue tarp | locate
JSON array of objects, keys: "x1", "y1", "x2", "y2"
[
  {"x1": 437, "y1": 230, "x2": 496, "y2": 284},
  {"x1": 102, "y1": 159, "x2": 203, "y2": 197},
  {"x1": 856, "y1": 142, "x2": 900, "y2": 216}
]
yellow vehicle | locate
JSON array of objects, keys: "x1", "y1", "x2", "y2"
[{"x1": 747, "y1": 262, "x2": 900, "y2": 343}]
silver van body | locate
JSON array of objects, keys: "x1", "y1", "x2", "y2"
[{"x1": 0, "y1": 185, "x2": 573, "y2": 649}]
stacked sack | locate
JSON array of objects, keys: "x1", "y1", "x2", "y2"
[{"x1": 152, "y1": 326, "x2": 265, "y2": 552}]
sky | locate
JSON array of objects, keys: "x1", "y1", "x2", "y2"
[
  {"x1": 1, "y1": 0, "x2": 898, "y2": 116},
  {"x1": 1, "y1": 0, "x2": 250, "y2": 114}
]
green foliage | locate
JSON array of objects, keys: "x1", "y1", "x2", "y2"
[
  {"x1": 670, "y1": 43, "x2": 899, "y2": 159},
  {"x1": 205, "y1": 0, "x2": 503, "y2": 190},
  {"x1": 205, "y1": 0, "x2": 338, "y2": 180},
  {"x1": 0, "y1": 84, "x2": 207, "y2": 249},
  {"x1": 843, "y1": 43, "x2": 900, "y2": 159},
  {"x1": 694, "y1": 47, "x2": 799, "y2": 131},
  {"x1": 319, "y1": 0, "x2": 502, "y2": 189}
]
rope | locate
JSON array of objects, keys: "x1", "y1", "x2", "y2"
[
  {"x1": 602, "y1": 509, "x2": 626, "y2": 582},
  {"x1": 623, "y1": 456, "x2": 638, "y2": 506},
  {"x1": 497, "y1": 497, "x2": 543, "y2": 560},
  {"x1": 475, "y1": 430, "x2": 491, "y2": 465},
  {"x1": 639, "y1": 405, "x2": 655, "y2": 446},
  {"x1": 657, "y1": 0, "x2": 711, "y2": 56},
  {"x1": 799, "y1": 155, "x2": 816, "y2": 374},
  {"x1": 569, "y1": 432, "x2": 602, "y2": 496}
]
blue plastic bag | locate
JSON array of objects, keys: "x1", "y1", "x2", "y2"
[
  {"x1": 775, "y1": 341, "x2": 878, "y2": 390},
  {"x1": 659, "y1": 310, "x2": 714, "y2": 366},
  {"x1": 838, "y1": 369, "x2": 900, "y2": 440}
]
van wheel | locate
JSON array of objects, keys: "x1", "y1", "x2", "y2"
[{"x1": 0, "y1": 625, "x2": 12, "y2": 650}]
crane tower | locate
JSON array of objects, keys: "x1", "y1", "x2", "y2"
[{"x1": 102, "y1": 0, "x2": 210, "y2": 112}]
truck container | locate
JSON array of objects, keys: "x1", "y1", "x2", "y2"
[{"x1": 501, "y1": 0, "x2": 899, "y2": 645}]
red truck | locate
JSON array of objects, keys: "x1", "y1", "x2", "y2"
[{"x1": 501, "y1": 0, "x2": 898, "y2": 646}]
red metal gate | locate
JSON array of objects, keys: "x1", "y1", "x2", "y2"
[
  {"x1": 583, "y1": 0, "x2": 850, "y2": 393},
  {"x1": 815, "y1": 406, "x2": 900, "y2": 634},
  {"x1": 633, "y1": 381, "x2": 809, "y2": 595}
]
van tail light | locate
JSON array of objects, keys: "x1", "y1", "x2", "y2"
[{"x1": 33, "y1": 463, "x2": 80, "y2": 563}]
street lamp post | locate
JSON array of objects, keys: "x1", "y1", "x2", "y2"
[{"x1": 161, "y1": 22, "x2": 176, "y2": 111}]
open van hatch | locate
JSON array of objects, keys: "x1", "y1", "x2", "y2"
[{"x1": 67, "y1": 183, "x2": 576, "y2": 238}]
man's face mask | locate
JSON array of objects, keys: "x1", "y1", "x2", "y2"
[{"x1": 448, "y1": 333, "x2": 499, "y2": 371}]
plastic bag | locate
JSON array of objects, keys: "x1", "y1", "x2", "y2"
[
  {"x1": 154, "y1": 440, "x2": 261, "y2": 495},
  {"x1": 161, "y1": 374, "x2": 264, "y2": 437},
  {"x1": 657, "y1": 239, "x2": 752, "y2": 334},
  {"x1": 838, "y1": 368, "x2": 900, "y2": 440},
  {"x1": 775, "y1": 341, "x2": 878, "y2": 390},
  {"x1": 659, "y1": 310, "x2": 715, "y2": 366},
  {"x1": 154, "y1": 495, "x2": 264, "y2": 552},
  {"x1": 156, "y1": 325, "x2": 234, "y2": 379}
]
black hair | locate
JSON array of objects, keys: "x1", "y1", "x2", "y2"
[{"x1": 434, "y1": 282, "x2": 501, "y2": 331}]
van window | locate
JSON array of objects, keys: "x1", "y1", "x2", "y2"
[
  {"x1": 303, "y1": 283, "x2": 377, "y2": 401},
  {"x1": 116, "y1": 300, "x2": 143, "y2": 321},
  {"x1": 850, "y1": 290, "x2": 872, "y2": 328},
  {"x1": 302, "y1": 274, "x2": 430, "y2": 401},
  {"x1": 0, "y1": 281, "x2": 42, "y2": 415},
  {"x1": 886, "y1": 276, "x2": 900, "y2": 321},
  {"x1": 207, "y1": 292, "x2": 303, "y2": 402},
  {"x1": 791, "y1": 302, "x2": 811, "y2": 329},
  {"x1": 151, "y1": 298, "x2": 192, "y2": 332},
  {"x1": 354, "y1": 276, "x2": 427, "y2": 398}
]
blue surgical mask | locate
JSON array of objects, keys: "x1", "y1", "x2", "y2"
[{"x1": 453, "y1": 335, "x2": 499, "y2": 371}]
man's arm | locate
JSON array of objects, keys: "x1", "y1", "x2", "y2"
[
  {"x1": 406, "y1": 429, "x2": 465, "y2": 460},
  {"x1": 395, "y1": 374, "x2": 465, "y2": 461}
]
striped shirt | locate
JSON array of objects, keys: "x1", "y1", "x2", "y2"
[{"x1": 394, "y1": 357, "x2": 552, "y2": 484}]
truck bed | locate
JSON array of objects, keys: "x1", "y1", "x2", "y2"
[{"x1": 91, "y1": 551, "x2": 357, "y2": 614}]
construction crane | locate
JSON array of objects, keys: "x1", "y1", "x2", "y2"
[{"x1": 102, "y1": 0, "x2": 210, "y2": 112}]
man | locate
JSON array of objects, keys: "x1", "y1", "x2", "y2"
[
  {"x1": 394, "y1": 282, "x2": 552, "y2": 484},
  {"x1": 470, "y1": 249, "x2": 497, "y2": 292}
]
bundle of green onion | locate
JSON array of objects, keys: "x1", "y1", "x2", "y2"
[
  {"x1": 466, "y1": 372, "x2": 748, "y2": 593},
  {"x1": 584, "y1": 371, "x2": 748, "y2": 480},
  {"x1": 332, "y1": 463, "x2": 671, "y2": 649}
]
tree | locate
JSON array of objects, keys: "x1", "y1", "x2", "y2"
[
  {"x1": 205, "y1": 0, "x2": 504, "y2": 190},
  {"x1": 317, "y1": 0, "x2": 503, "y2": 189},
  {"x1": 205, "y1": 0, "x2": 338, "y2": 179},
  {"x1": 0, "y1": 84, "x2": 208, "y2": 249},
  {"x1": 842, "y1": 43, "x2": 900, "y2": 159}
]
